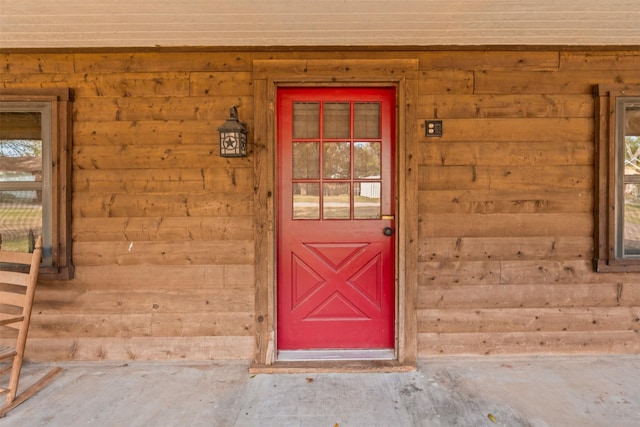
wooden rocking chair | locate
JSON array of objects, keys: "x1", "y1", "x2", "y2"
[{"x1": 0, "y1": 236, "x2": 62, "y2": 417}]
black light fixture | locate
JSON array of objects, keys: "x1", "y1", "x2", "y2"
[{"x1": 218, "y1": 106, "x2": 247, "y2": 157}]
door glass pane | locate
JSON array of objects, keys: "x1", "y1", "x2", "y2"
[
  {"x1": 293, "y1": 102, "x2": 319, "y2": 139},
  {"x1": 354, "y1": 182, "x2": 381, "y2": 219},
  {"x1": 293, "y1": 183, "x2": 320, "y2": 219},
  {"x1": 624, "y1": 183, "x2": 640, "y2": 255},
  {"x1": 323, "y1": 102, "x2": 350, "y2": 139},
  {"x1": 323, "y1": 142, "x2": 350, "y2": 179},
  {"x1": 354, "y1": 142, "x2": 381, "y2": 179},
  {"x1": 323, "y1": 183, "x2": 350, "y2": 219},
  {"x1": 354, "y1": 102, "x2": 380, "y2": 139},
  {"x1": 293, "y1": 142, "x2": 319, "y2": 179}
]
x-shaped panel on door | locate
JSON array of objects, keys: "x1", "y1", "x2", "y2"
[{"x1": 290, "y1": 241, "x2": 384, "y2": 321}]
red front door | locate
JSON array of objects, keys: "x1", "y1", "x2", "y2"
[{"x1": 277, "y1": 87, "x2": 396, "y2": 351}]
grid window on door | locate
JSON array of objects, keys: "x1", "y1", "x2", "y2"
[{"x1": 292, "y1": 101, "x2": 382, "y2": 220}]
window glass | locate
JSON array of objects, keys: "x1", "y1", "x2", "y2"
[
  {"x1": 624, "y1": 106, "x2": 640, "y2": 177},
  {"x1": 293, "y1": 142, "x2": 319, "y2": 179},
  {"x1": 354, "y1": 142, "x2": 381, "y2": 179},
  {"x1": 293, "y1": 102, "x2": 319, "y2": 139},
  {"x1": 323, "y1": 142, "x2": 350, "y2": 179},
  {"x1": 354, "y1": 102, "x2": 380, "y2": 138},
  {"x1": 623, "y1": 183, "x2": 640, "y2": 255},
  {"x1": 289, "y1": 97, "x2": 385, "y2": 222},
  {"x1": 622, "y1": 104, "x2": 640, "y2": 256},
  {"x1": 293, "y1": 183, "x2": 320, "y2": 219},
  {"x1": 323, "y1": 102, "x2": 350, "y2": 139},
  {"x1": 323, "y1": 183, "x2": 350, "y2": 219},
  {"x1": 0, "y1": 111, "x2": 45, "y2": 255},
  {"x1": 354, "y1": 182, "x2": 381, "y2": 219}
]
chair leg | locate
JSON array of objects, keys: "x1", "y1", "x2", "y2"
[
  {"x1": 5, "y1": 353, "x2": 24, "y2": 405},
  {"x1": 0, "y1": 367, "x2": 62, "y2": 418}
]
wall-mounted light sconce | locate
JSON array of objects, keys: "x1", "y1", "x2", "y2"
[{"x1": 218, "y1": 106, "x2": 247, "y2": 157}]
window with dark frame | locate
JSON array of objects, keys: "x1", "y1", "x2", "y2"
[
  {"x1": 0, "y1": 89, "x2": 73, "y2": 279},
  {"x1": 594, "y1": 84, "x2": 640, "y2": 272}
]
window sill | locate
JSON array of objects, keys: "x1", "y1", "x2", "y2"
[
  {"x1": 39, "y1": 265, "x2": 74, "y2": 280},
  {"x1": 594, "y1": 258, "x2": 640, "y2": 273}
]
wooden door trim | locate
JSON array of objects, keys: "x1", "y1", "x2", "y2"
[{"x1": 252, "y1": 59, "x2": 419, "y2": 368}]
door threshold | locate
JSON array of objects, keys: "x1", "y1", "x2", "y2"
[
  {"x1": 277, "y1": 348, "x2": 395, "y2": 361},
  {"x1": 249, "y1": 357, "x2": 414, "y2": 374}
]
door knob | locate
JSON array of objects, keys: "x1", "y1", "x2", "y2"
[{"x1": 383, "y1": 227, "x2": 394, "y2": 236}]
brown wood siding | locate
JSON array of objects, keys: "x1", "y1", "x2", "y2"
[
  {"x1": 415, "y1": 49, "x2": 640, "y2": 355},
  {"x1": 1, "y1": 48, "x2": 639, "y2": 361}
]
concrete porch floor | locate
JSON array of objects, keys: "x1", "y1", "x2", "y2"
[{"x1": 2, "y1": 355, "x2": 639, "y2": 426}]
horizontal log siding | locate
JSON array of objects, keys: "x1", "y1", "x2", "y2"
[
  {"x1": 1, "y1": 52, "x2": 258, "y2": 361},
  {"x1": 1, "y1": 48, "x2": 639, "y2": 361},
  {"x1": 416, "y1": 50, "x2": 640, "y2": 355}
]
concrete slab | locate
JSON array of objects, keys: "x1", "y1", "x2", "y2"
[{"x1": 2, "y1": 355, "x2": 639, "y2": 426}]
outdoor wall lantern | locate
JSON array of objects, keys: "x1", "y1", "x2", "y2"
[{"x1": 218, "y1": 106, "x2": 248, "y2": 157}]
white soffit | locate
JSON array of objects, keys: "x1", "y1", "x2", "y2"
[{"x1": 1, "y1": 0, "x2": 640, "y2": 49}]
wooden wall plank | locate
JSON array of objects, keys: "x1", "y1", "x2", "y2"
[
  {"x1": 417, "y1": 94, "x2": 593, "y2": 119},
  {"x1": 72, "y1": 216, "x2": 254, "y2": 242},
  {"x1": 418, "y1": 261, "x2": 502, "y2": 286},
  {"x1": 22, "y1": 336, "x2": 254, "y2": 361},
  {"x1": 475, "y1": 70, "x2": 640, "y2": 94},
  {"x1": 559, "y1": 51, "x2": 640, "y2": 71},
  {"x1": 43, "y1": 265, "x2": 226, "y2": 291},
  {"x1": 0, "y1": 53, "x2": 75, "y2": 73},
  {"x1": 419, "y1": 236, "x2": 592, "y2": 262},
  {"x1": 418, "y1": 282, "x2": 640, "y2": 309},
  {"x1": 29, "y1": 313, "x2": 153, "y2": 338},
  {"x1": 73, "y1": 145, "x2": 250, "y2": 170},
  {"x1": 418, "y1": 141, "x2": 593, "y2": 166},
  {"x1": 419, "y1": 189, "x2": 592, "y2": 215},
  {"x1": 72, "y1": 241, "x2": 254, "y2": 266},
  {"x1": 418, "y1": 307, "x2": 640, "y2": 333},
  {"x1": 418, "y1": 165, "x2": 592, "y2": 191},
  {"x1": 305, "y1": 59, "x2": 419, "y2": 78},
  {"x1": 253, "y1": 58, "x2": 419, "y2": 80},
  {"x1": 417, "y1": 51, "x2": 560, "y2": 71},
  {"x1": 72, "y1": 193, "x2": 252, "y2": 218},
  {"x1": 415, "y1": 118, "x2": 593, "y2": 142},
  {"x1": 73, "y1": 52, "x2": 254, "y2": 73},
  {"x1": 418, "y1": 331, "x2": 640, "y2": 355},
  {"x1": 34, "y1": 288, "x2": 253, "y2": 314},
  {"x1": 73, "y1": 120, "x2": 220, "y2": 146},
  {"x1": 73, "y1": 167, "x2": 253, "y2": 193},
  {"x1": 418, "y1": 70, "x2": 474, "y2": 94},
  {"x1": 498, "y1": 260, "x2": 625, "y2": 284},
  {"x1": 3, "y1": 72, "x2": 196, "y2": 97},
  {"x1": 76, "y1": 72, "x2": 191, "y2": 97},
  {"x1": 73, "y1": 144, "x2": 253, "y2": 169},
  {"x1": 28, "y1": 312, "x2": 255, "y2": 338},
  {"x1": 190, "y1": 71, "x2": 253, "y2": 96},
  {"x1": 73, "y1": 168, "x2": 206, "y2": 193},
  {"x1": 419, "y1": 213, "x2": 593, "y2": 238},
  {"x1": 72, "y1": 95, "x2": 252, "y2": 121}
]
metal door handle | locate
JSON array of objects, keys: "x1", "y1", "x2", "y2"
[{"x1": 383, "y1": 227, "x2": 394, "y2": 236}]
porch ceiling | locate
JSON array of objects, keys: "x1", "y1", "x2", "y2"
[{"x1": 1, "y1": 0, "x2": 640, "y2": 49}]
